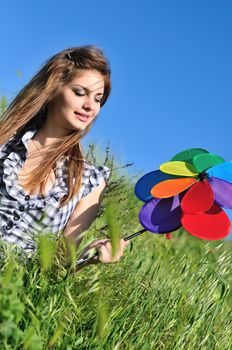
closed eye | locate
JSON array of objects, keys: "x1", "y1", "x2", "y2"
[
  {"x1": 73, "y1": 90, "x2": 85, "y2": 96},
  {"x1": 95, "y1": 97, "x2": 103, "y2": 103},
  {"x1": 73, "y1": 90, "x2": 103, "y2": 103}
]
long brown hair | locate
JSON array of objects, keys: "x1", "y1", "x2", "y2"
[{"x1": 0, "y1": 45, "x2": 111, "y2": 207}]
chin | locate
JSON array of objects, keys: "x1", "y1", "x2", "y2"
[{"x1": 68, "y1": 120, "x2": 86, "y2": 131}]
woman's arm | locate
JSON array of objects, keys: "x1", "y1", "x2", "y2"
[
  {"x1": 62, "y1": 178, "x2": 106, "y2": 244},
  {"x1": 61, "y1": 178, "x2": 130, "y2": 272}
]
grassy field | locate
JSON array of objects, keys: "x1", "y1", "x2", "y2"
[
  {"x1": 1, "y1": 227, "x2": 232, "y2": 349},
  {"x1": 0, "y1": 164, "x2": 232, "y2": 350}
]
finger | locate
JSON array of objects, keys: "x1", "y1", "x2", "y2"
[
  {"x1": 98, "y1": 243, "x2": 123, "y2": 263},
  {"x1": 97, "y1": 244, "x2": 111, "y2": 263},
  {"x1": 118, "y1": 239, "x2": 129, "y2": 253},
  {"x1": 88, "y1": 239, "x2": 109, "y2": 249},
  {"x1": 79, "y1": 239, "x2": 108, "y2": 260},
  {"x1": 96, "y1": 239, "x2": 129, "y2": 263},
  {"x1": 109, "y1": 239, "x2": 128, "y2": 256}
]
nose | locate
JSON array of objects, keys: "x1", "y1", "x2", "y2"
[{"x1": 82, "y1": 96, "x2": 95, "y2": 111}]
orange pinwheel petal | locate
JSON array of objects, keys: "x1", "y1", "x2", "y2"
[{"x1": 151, "y1": 177, "x2": 198, "y2": 198}]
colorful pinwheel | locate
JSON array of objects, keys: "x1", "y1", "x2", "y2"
[
  {"x1": 135, "y1": 148, "x2": 232, "y2": 240},
  {"x1": 76, "y1": 148, "x2": 232, "y2": 266}
]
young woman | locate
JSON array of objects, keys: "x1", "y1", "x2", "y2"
[{"x1": 0, "y1": 45, "x2": 130, "y2": 270}]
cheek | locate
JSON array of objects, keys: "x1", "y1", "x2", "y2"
[
  {"x1": 94, "y1": 106, "x2": 101, "y2": 116},
  {"x1": 63, "y1": 93, "x2": 75, "y2": 107},
  {"x1": 57, "y1": 90, "x2": 76, "y2": 109},
  {"x1": 51, "y1": 96, "x2": 69, "y2": 113}
]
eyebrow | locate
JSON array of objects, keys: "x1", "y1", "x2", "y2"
[{"x1": 72, "y1": 84, "x2": 104, "y2": 95}]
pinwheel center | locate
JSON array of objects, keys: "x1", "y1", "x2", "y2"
[{"x1": 197, "y1": 171, "x2": 208, "y2": 182}]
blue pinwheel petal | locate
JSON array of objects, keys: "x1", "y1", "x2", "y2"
[
  {"x1": 138, "y1": 194, "x2": 182, "y2": 233},
  {"x1": 206, "y1": 162, "x2": 232, "y2": 183},
  {"x1": 135, "y1": 170, "x2": 176, "y2": 202}
]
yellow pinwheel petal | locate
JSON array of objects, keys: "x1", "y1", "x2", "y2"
[{"x1": 160, "y1": 161, "x2": 198, "y2": 177}]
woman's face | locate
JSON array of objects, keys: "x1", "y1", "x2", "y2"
[{"x1": 47, "y1": 69, "x2": 105, "y2": 134}]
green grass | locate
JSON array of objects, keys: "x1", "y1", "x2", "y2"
[{"x1": 1, "y1": 230, "x2": 232, "y2": 349}]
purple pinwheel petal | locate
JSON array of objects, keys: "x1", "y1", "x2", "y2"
[
  {"x1": 208, "y1": 177, "x2": 232, "y2": 209},
  {"x1": 138, "y1": 195, "x2": 182, "y2": 233}
]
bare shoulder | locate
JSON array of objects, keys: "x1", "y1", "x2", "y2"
[{"x1": 79, "y1": 176, "x2": 106, "y2": 205}]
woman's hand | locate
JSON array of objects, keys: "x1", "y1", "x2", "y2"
[
  {"x1": 78, "y1": 238, "x2": 131, "y2": 265},
  {"x1": 96, "y1": 238, "x2": 130, "y2": 264}
]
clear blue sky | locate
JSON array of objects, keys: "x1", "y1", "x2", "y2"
[{"x1": 1, "y1": 1, "x2": 232, "y2": 235}]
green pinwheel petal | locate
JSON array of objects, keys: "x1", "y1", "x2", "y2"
[
  {"x1": 193, "y1": 153, "x2": 225, "y2": 173},
  {"x1": 171, "y1": 148, "x2": 209, "y2": 165}
]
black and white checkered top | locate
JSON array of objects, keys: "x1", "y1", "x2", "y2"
[{"x1": 0, "y1": 126, "x2": 110, "y2": 256}]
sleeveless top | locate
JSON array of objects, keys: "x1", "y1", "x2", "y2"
[{"x1": 0, "y1": 126, "x2": 110, "y2": 257}]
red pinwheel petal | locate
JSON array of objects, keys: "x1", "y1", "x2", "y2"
[
  {"x1": 181, "y1": 179, "x2": 214, "y2": 214},
  {"x1": 181, "y1": 203, "x2": 231, "y2": 240}
]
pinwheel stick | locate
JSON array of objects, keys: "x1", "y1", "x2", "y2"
[{"x1": 76, "y1": 228, "x2": 147, "y2": 266}]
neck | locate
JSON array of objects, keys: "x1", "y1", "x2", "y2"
[{"x1": 33, "y1": 109, "x2": 70, "y2": 147}]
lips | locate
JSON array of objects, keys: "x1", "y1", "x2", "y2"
[{"x1": 74, "y1": 112, "x2": 89, "y2": 122}]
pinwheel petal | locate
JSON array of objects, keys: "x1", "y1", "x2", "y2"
[
  {"x1": 171, "y1": 148, "x2": 209, "y2": 164},
  {"x1": 138, "y1": 195, "x2": 182, "y2": 233},
  {"x1": 134, "y1": 170, "x2": 175, "y2": 202},
  {"x1": 181, "y1": 203, "x2": 231, "y2": 240},
  {"x1": 208, "y1": 177, "x2": 232, "y2": 209},
  {"x1": 151, "y1": 177, "x2": 197, "y2": 198},
  {"x1": 160, "y1": 161, "x2": 198, "y2": 177},
  {"x1": 206, "y1": 162, "x2": 232, "y2": 183},
  {"x1": 193, "y1": 153, "x2": 224, "y2": 173},
  {"x1": 181, "y1": 179, "x2": 214, "y2": 214}
]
